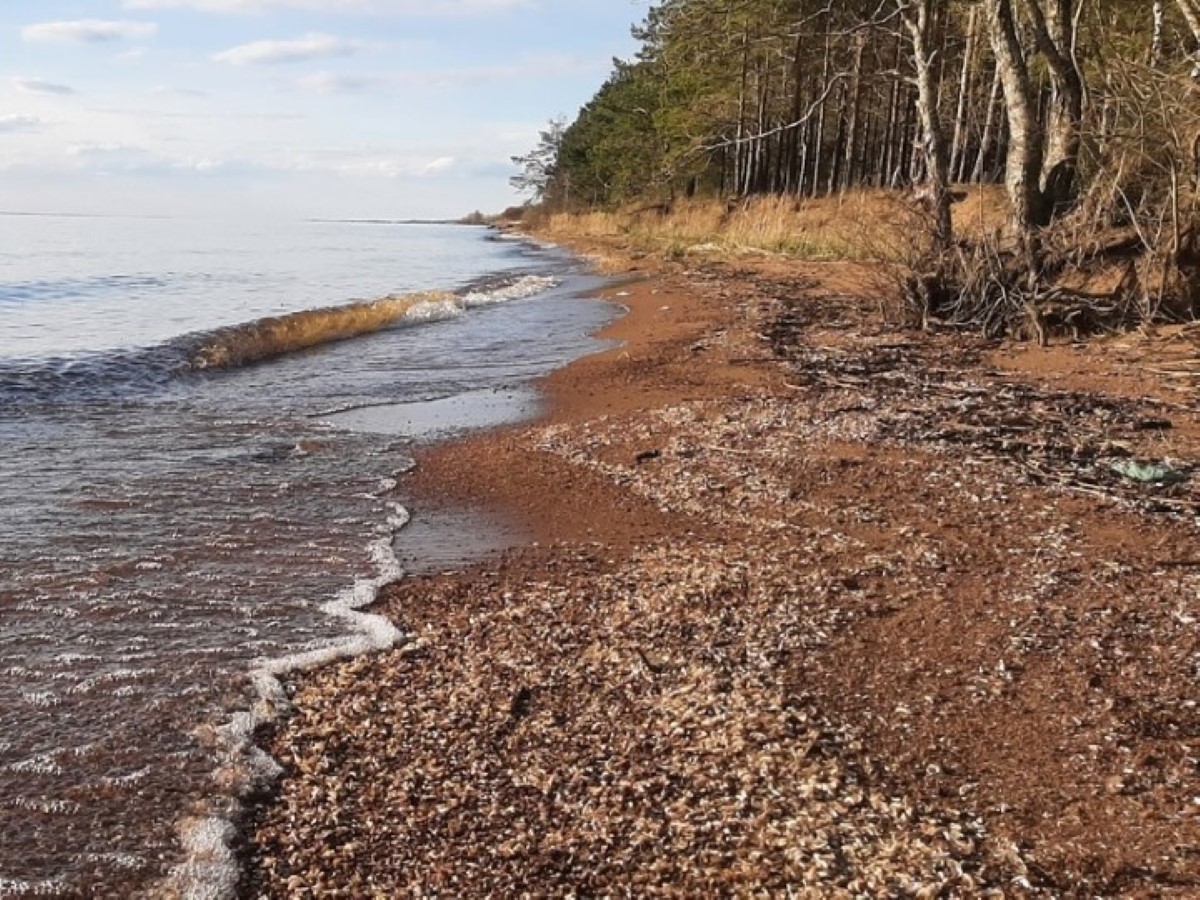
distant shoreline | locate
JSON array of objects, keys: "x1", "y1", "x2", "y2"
[
  {"x1": 0, "y1": 210, "x2": 478, "y2": 225},
  {"x1": 303, "y1": 217, "x2": 477, "y2": 226}
]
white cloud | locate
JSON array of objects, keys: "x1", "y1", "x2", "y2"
[
  {"x1": 284, "y1": 148, "x2": 461, "y2": 179},
  {"x1": 214, "y1": 33, "x2": 362, "y2": 65},
  {"x1": 0, "y1": 115, "x2": 46, "y2": 133},
  {"x1": 21, "y1": 20, "x2": 159, "y2": 45},
  {"x1": 65, "y1": 142, "x2": 241, "y2": 176},
  {"x1": 12, "y1": 78, "x2": 77, "y2": 96},
  {"x1": 67, "y1": 142, "x2": 153, "y2": 166},
  {"x1": 124, "y1": 0, "x2": 532, "y2": 14},
  {"x1": 420, "y1": 156, "x2": 456, "y2": 175},
  {"x1": 292, "y1": 54, "x2": 606, "y2": 96},
  {"x1": 297, "y1": 72, "x2": 388, "y2": 94}
]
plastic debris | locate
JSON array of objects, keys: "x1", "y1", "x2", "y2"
[{"x1": 1108, "y1": 459, "x2": 1189, "y2": 485}]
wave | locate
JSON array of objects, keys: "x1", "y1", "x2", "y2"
[
  {"x1": 185, "y1": 274, "x2": 557, "y2": 371},
  {"x1": 0, "y1": 346, "x2": 187, "y2": 408},
  {"x1": 461, "y1": 274, "x2": 555, "y2": 308},
  {"x1": 0, "y1": 274, "x2": 558, "y2": 409},
  {"x1": 184, "y1": 291, "x2": 457, "y2": 370}
]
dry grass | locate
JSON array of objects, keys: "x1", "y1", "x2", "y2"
[
  {"x1": 949, "y1": 183, "x2": 1009, "y2": 245},
  {"x1": 537, "y1": 192, "x2": 910, "y2": 262},
  {"x1": 533, "y1": 186, "x2": 1011, "y2": 265}
]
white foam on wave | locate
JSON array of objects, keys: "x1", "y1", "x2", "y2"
[
  {"x1": 462, "y1": 274, "x2": 557, "y2": 308},
  {"x1": 10, "y1": 798, "x2": 79, "y2": 815},
  {"x1": 400, "y1": 274, "x2": 557, "y2": 322},
  {"x1": 20, "y1": 691, "x2": 60, "y2": 709},
  {"x1": 404, "y1": 296, "x2": 463, "y2": 323},
  {"x1": 158, "y1": 500, "x2": 411, "y2": 900},
  {"x1": 6, "y1": 753, "x2": 63, "y2": 777},
  {"x1": 79, "y1": 851, "x2": 145, "y2": 872}
]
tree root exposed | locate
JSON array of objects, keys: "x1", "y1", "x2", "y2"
[{"x1": 901, "y1": 239, "x2": 1197, "y2": 344}]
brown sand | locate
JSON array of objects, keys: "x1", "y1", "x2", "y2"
[{"x1": 244, "y1": 242, "x2": 1200, "y2": 897}]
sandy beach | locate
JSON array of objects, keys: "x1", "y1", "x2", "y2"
[{"x1": 243, "y1": 239, "x2": 1200, "y2": 896}]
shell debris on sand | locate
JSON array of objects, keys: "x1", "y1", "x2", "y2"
[
  {"x1": 245, "y1": 254, "x2": 1199, "y2": 896},
  {"x1": 248, "y1": 538, "x2": 1044, "y2": 897}
]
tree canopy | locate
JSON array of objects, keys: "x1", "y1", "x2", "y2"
[
  {"x1": 519, "y1": 0, "x2": 1198, "y2": 213},
  {"x1": 517, "y1": 0, "x2": 1200, "y2": 327}
]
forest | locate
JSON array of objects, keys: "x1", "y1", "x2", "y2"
[{"x1": 513, "y1": 0, "x2": 1200, "y2": 337}]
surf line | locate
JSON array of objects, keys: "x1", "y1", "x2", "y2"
[{"x1": 157, "y1": 479, "x2": 412, "y2": 899}]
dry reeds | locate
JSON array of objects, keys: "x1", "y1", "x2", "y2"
[
  {"x1": 538, "y1": 192, "x2": 915, "y2": 262},
  {"x1": 534, "y1": 186, "x2": 1011, "y2": 266}
]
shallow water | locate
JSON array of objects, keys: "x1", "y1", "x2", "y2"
[{"x1": 0, "y1": 216, "x2": 616, "y2": 897}]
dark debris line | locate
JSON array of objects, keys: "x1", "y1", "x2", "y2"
[{"x1": 764, "y1": 294, "x2": 1198, "y2": 523}]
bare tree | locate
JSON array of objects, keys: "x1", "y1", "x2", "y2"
[
  {"x1": 899, "y1": 0, "x2": 953, "y2": 247},
  {"x1": 510, "y1": 117, "x2": 568, "y2": 204},
  {"x1": 1017, "y1": 0, "x2": 1084, "y2": 213},
  {"x1": 984, "y1": 0, "x2": 1046, "y2": 246},
  {"x1": 1176, "y1": 0, "x2": 1200, "y2": 78},
  {"x1": 970, "y1": 62, "x2": 1003, "y2": 182},
  {"x1": 949, "y1": 3, "x2": 980, "y2": 182}
]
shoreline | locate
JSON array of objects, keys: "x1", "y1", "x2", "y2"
[
  {"x1": 244, "y1": 236, "x2": 1200, "y2": 896},
  {"x1": 390, "y1": 252, "x2": 754, "y2": 550}
]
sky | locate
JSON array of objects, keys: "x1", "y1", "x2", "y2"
[{"x1": 0, "y1": 1, "x2": 644, "y2": 219}]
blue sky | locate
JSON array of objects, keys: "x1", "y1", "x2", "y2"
[{"x1": 0, "y1": 1, "x2": 643, "y2": 218}]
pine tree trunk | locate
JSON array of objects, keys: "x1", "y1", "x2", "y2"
[
  {"x1": 897, "y1": 88, "x2": 917, "y2": 187},
  {"x1": 733, "y1": 31, "x2": 750, "y2": 196},
  {"x1": 827, "y1": 82, "x2": 848, "y2": 194},
  {"x1": 755, "y1": 63, "x2": 771, "y2": 193},
  {"x1": 950, "y1": 5, "x2": 980, "y2": 183},
  {"x1": 880, "y1": 36, "x2": 905, "y2": 188},
  {"x1": 971, "y1": 62, "x2": 1003, "y2": 182},
  {"x1": 811, "y1": 25, "x2": 833, "y2": 197},
  {"x1": 863, "y1": 108, "x2": 881, "y2": 186},
  {"x1": 842, "y1": 31, "x2": 868, "y2": 191},
  {"x1": 786, "y1": 30, "x2": 806, "y2": 193}
]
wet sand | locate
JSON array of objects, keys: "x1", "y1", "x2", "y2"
[{"x1": 245, "y1": 241, "x2": 1200, "y2": 896}]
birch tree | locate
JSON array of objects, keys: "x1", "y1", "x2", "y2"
[
  {"x1": 984, "y1": 0, "x2": 1047, "y2": 244},
  {"x1": 1019, "y1": 0, "x2": 1085, "y2": 213},
  {"x1": 899, "y1": 0, "x2": 953, "y2": 247}
]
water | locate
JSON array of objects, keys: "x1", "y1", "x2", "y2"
[{"x1": 0, "y1": 215, "x2": 617, "y2": 897}]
